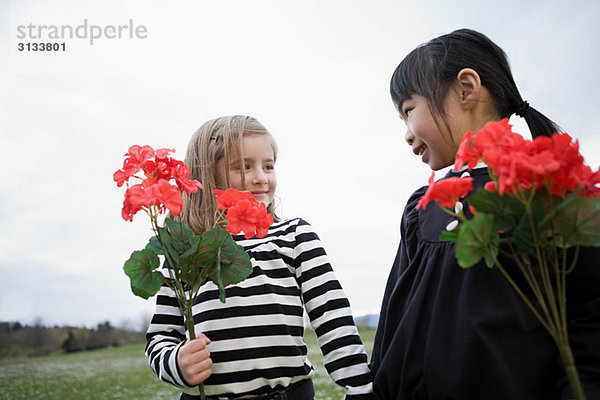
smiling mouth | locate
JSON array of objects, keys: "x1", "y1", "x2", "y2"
[{"x1": 414, "y1": 145, "x2": 427, "y2": 156}]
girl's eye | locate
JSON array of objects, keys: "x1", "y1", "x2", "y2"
[
  {"x1": 403, "y1": 108, "x2": 412, "y2": 117},
  {"x1": 230, "y1": 162, "x2": 247, "y2": 171},
  {"x1": 265, "y1": 164, "x2": 275, "y2": 171}
]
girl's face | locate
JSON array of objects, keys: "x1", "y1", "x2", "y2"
[
  {"x1": 399, "y1": 92, "x2": 465, "y2": 171},
  {"x1": 216, "y1": 134, "x2": 277, "y2": 206}
]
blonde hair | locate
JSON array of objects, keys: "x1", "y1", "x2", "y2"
[{"x1": 179, "y1": 115, "x2": 279, "y2": 234}]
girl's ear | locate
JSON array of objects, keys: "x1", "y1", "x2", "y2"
[{"x1": 456, "y1": 68, "x2": 482, "y2": 110}]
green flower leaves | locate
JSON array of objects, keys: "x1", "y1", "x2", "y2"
[
  {"x1": 552, "y1": 196, "x2": 600, "y2": 247},
  {"x1": 123, "y1": 249, "x2": 163, "y2": 299},
  {"x1": 455, "y1": 212, "x2": 499, "y2": 268},
  {"x1": 178, "y1": 227, "x2": 253, "y2": 302},
  {"x1": 443, "y1": 187, "x2": 600, "y2": 269},
  {"x1": 123, "y1": 218, "x2": 253, "y2": 302}
]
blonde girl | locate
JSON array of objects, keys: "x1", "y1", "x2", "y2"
[{"x1": 146, "y1": 116, "x2": 374, "y2": 400}]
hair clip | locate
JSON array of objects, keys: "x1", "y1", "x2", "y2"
[
  {"x1": 209, "y1": 136, "x2": 219, "y2": 141},
  {"x1": 515, "y1": 101, "x2": 530, "y2": 117}
]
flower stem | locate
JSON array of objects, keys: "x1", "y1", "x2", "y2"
[
  {"x1": 487, "y1": 214, "x2": 585, "y2": 399},
  {"x1": 558, "y1": 343, "x2": 586, "y2": 400},
  {"x1": 523, "y1": 200, "x2": 562, "y2": 336},
  {"x1": 182, "y1": 303, "x2": 206, "y2": 400},
  {"x1": 155, "y1": 212, "x2": 206, "y2": 400},
  {"x1": 492, "y1": 257, "x2": 556, "y2": 339}
]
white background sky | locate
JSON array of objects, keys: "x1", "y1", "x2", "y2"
[{"x1": 1, "y1": 0, "x2": 599, "y2": 330}]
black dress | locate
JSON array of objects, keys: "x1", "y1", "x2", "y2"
[{"x1": 370, "y1": 167, "x2": 600, "y2": 400}]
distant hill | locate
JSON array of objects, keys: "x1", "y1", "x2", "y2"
[{"x1": 354, "y1": 314, "x2": 379, "y2": 329}]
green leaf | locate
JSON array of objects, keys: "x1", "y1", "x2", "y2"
[
  {"x1": 468, "y1": 187, "x2": 524, "y2": 233},
  {"x1": 145, "y1": 219, "x2": 201, "y2": 269},
  {"x1": 214, "y1": 256, "x2": 227, "y2": 303},
  {"x1": 537, "y1": 192, "x2": 578, "y2": 231},
  {"x1": 177, "y1": 241, "x2": 205, "y2": 291},
  {"x1": 456, "y1": 212, "x2": 499, "y2": 268},
  {"x1": 482, "y1": 248, "x2": 498, "y2": 268},
  {"x1": 552, "y1": 196, "x2": 600, "y2": 247},
  {"x1": 177, "y1": 227, "x2": 253, "y2": 301},
  {"x1": 151, "y1": 221, "x2": 200, "y2": 271},
  {"x1": 145, "y1": 235, "x2": 163, "y2": 255},
  {"x1": 164, "y1": 218, "x2": 198, "y2": 254},
  {"x1": 513, "y1": 214, "x2": 535, "y2": 252},
  {"x1": 152, "y1": 226, "x2": 179, "y2": 265},
  {"x1": 439, "y1": 229, "x2": 458, "y2": 242},
  {"x1": 201, "y1": 228, "x2": 253, "y2": 287},
  {"x1": 123, "y1": 249, "x2": 164, "y2": 299}
]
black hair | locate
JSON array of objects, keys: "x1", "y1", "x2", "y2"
[{"x1": 390, "y1": 28, "x2": 561, "y2": 137}]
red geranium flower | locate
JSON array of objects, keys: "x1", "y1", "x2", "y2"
[
  {"x1": 114, "y1": 145, "x2": 155, "y2": 187},
  {"x1": 123, "y1": 145, "x2": 156, "y2": 176},
  {"x1": 213, "y1": 188, "x2": 254, "y2": 210},
  {"x1": 454, "y1": 131, "x2": 480, "y2": 171},
  {"x1": 170, "y1": 160, "x2": 203, "y2": 194},
  {"x1": 152, "y1": 179, "x2": 184, "y2": 216},
  {"x1": 121, "y1": 179, "x2": 184, "y2": 221},
  {"x1": 213, "y1": 189, "x2": 273, "y2": 238},
  {"x1": 255, "y1": 203, "x2": 274, "y2": 238},
  {"x1": 122, "y1": 184, "x2": 152, "y2": 222},
  {"x1": 452, "y1": 120, "x2": 600, "y2": 198},
  {"x1": 536, "y1": 133, "x2": 599, "y2": 197},
  {"x1": 113, "y1": 169, "x2": 129, "y2": 188},
  {"x1": 417, "y1": 172, "x2": 474, "y2": 210},
  {"x1": 155, "y1": 147, "x2": 175, "y2": 159},
  {"x1": 484, "y1": 181, "x2": 497, "y2": 192},
  {"x1": 115, "y1": 145, "x2": 202, "y2": 221},
  {"x1": 225, "y1": 198, "x2": 273, "y2": 239}
]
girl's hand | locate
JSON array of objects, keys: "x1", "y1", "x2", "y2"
[{"x1": 177, "y1": 333, "x2": 213, "y2": 385}]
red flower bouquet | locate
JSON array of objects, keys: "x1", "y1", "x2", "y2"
[
  {"x1": 114, "y1": 145, "x2": 273, "y2": 399},
  {"x1": 426, "y1": 120, "x2": 600, "y2": 399}
]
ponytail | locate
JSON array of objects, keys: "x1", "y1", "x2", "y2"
[{"x1": 512, "y1": 100, "x2": 562, "y2": 138}]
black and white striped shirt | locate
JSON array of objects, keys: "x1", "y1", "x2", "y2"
[{"x1": 146, "y1": 218, "x2": 374, "y2": 399}]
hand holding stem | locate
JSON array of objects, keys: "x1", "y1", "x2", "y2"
[{"x1": 178, "y1": 334, "x2": 213, "y2": 386}]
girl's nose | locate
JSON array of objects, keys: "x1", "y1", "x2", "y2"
[
  {"x1": 405, "y1": 128, "x2": 414, "y2": 146},
  {"x1": 252, "y1": 169, "x2": 268, "y2": 184}
]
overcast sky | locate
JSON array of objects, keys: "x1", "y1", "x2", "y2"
[{"x1": 1, "y1": 0, "x2": 599, "y2": 329}]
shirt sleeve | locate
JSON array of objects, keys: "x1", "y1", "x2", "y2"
[
  {"x1": 145, "y1": 280, "x2": 198, "y2": 392},
  {"x1": 293, "y1": 219, "x2": 375, "y2": 400}
]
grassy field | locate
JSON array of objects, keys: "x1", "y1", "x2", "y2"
[{"x1": 0, "y1": 328, "x2": 375, "y2": 400}]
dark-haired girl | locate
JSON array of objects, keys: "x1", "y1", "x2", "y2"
[{"x1": 370, "y1": 29, "x2": 600, "y2": 400}]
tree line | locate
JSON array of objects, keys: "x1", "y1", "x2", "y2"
[{"x1": 0, "y1": 320, "x2": 146, "y2": 358}]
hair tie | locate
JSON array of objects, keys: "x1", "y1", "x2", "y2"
[{"x1": 515, "y1": 101, "x2": 530, "y2": 117}]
